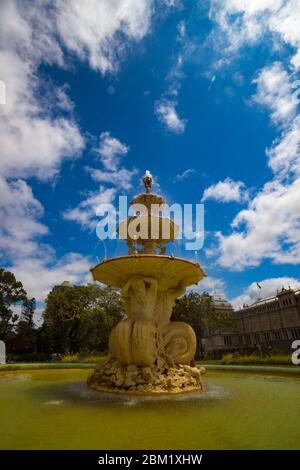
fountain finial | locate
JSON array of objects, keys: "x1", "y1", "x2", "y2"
[{"x1": 143, "y1": 170, "x2": 152, "y2": 194}]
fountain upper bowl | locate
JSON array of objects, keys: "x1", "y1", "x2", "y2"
[{"x1": 90, "y1": 254, "x2": 206, "y2": 289}]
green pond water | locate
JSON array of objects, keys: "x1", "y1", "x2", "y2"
[{"x1": 0, "y1": 369, "x2": 299, "y2": 450}]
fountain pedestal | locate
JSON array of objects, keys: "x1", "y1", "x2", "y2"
[{"x1": 88, "y1": 172, "x2": 206, "y2": 395}]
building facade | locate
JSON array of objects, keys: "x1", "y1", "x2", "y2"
[
  {"x1": 203, "y1": 288, "x2": 300, "y2": 357},
  {"x1": 202, "y1": 295, "x2": 237, "y2": 356}
]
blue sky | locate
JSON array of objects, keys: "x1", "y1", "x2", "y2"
[{"x1": 1, "y1": 0, "x2": 300, "y2": 318}]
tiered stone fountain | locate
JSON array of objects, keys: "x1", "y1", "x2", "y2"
[{"x1": 88, "y1": 171, "x2": 206, "y2": 395}]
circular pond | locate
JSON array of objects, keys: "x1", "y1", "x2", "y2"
[{"x1": 1, "y1": 368, "x2": 299, "y2": 449}]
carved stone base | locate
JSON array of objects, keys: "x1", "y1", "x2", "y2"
[{"x1": 87, "y1": 357, "x2": 206, "y2": 395}]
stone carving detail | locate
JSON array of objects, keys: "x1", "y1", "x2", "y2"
[
  {"x1": 108, "y1": 319, "x2": 133, "y2": 365},
  {"x1": 153, "y1": 276, "x2": 193, "y2": 327},
  {"x1": 161, "y1": 322, "x2": 196, "y2": 366},
  {"x1": 121, "y1": 276, "x2": 158, "y2": 321},
  {"x1": 109, "y1": 318, "x2": 157, "y2": 367},
  {"x1": 109, "y1": 275, "x2": 197, "y2": 369}
]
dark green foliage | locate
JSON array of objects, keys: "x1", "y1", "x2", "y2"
[
  {"x1": 12, "y1": 298, "x2": 36, "y2": 353},
  {"x1": 43, "y1": 284, "x2": 124, "y2": 354},
  {"x1": 0, "y1": 267, "x2": 27, "y2": 342},
  {"x1": 172, "y1": 292, "x2": 234, "y2": 358},
  {"x1": 21, "y1": 297, "x2": 36, "y2": 326},
  {"x1": 1, "y1": 266, "x2": 125, "y2": 357}
]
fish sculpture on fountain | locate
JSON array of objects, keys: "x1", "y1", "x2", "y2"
[{"x1": 88, "y1": 171, "x2": 207, "y2": 395}]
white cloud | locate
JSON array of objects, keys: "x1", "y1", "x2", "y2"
[
  {"x1": 0, "y1": 115, "x2": 85, "y2": 181},
  {"x1": 252, "y1": 62, "x2": 300, "y2": 180},
  {"x1": 162, "y1": 0, "x2": 182, "y2": 7},
  {"x1": 202, "y1": 178, "x2": 247, "y2": 203},
  {"x1": 268, "y1": 0, "x2": 300, "y2": 70},
  {"x1": 209, "y1": 0, "x2": 300, "y2": 70},
  {"x1": 267, "y1": 115, "x2": 300, "y2": 180},
  {"x1": 174, "y1": 169, "x2": 196, "y2": 182},
  {"x1": 88, "y1": 167, "x2": 138, "y2": 190},
  {"x1": 155, "y1": 100, "x2": 186, "y2": 133},
  {"x1": 231, "y1": 277, "x2": 300, "y2": 309},
  {"x1": 65, "y1": 131, "x2": 136, "y2": 229},
  {"x1": 252, "y1": 62, "x2": 298, "y2": 125},
  {"x1": 63, "y1": 187, "x2": 116, "y2": 229},
  {"x1": 94, "y1": 132, "x2": 129, "y2": 171},
  {"x1": 222, "y1": 0, "x2": 283, "y2": 15},
  {"x1": 0, "y1": 177, "x2": 48, "y2": 260},
  {"x1": 54, "y1": 0, "x2": 154, "y2": 73},
  {"x1": 177, "y1": 20, "x2": 186, "y2": 39},
  {"x1": 155, "y1": 15, "x2": 188, "y2": 131},
  {"x1": 0, "y1": 180, "x2": 53, "y2": 287},
  {"x1": 189, "y1": 276, "x2": 226, "y2": 296},
  {"x1": 64, "y1": 131, "x2": 136, "y2": 232},
  {"x1": 11, "y1": 253, "x2": 92, "y2": 303},
  {"x1": 0, "y1": 176, "x2": 92, "y2": 303},
  {"x1": 215, "y1": 178, "x2": 300, "y2": 269},
  {"x1": 2, "y1": 223, "x2": 91, "y2": 307},
  {"x1": 0, "y1": 1, "x2": 85, "y2": 180}
]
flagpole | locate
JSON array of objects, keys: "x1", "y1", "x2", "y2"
[{"x1": 256, "y1": 282, "x2": 262, "y2": 301}]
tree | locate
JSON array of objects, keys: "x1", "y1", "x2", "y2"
[
  {"x1": 172, "y1": 292, "x2": 234, "y2": 358},
  {"x1": 79, "y1": 288, "x2": 125, "y2": 354},
  {"x1": 0, "y1": 268, "x2": 27, "y2": 342},
  {"x1": 171, "y1": 292, "x2": 212, "y2": 358},
  {"x1": 21, "y1": 297, "x2": 36, "y2": 326},
  {"x1": 12, "y1": 298, "x2": 36, "y2": 353},
  {"x1": 43, "y1": 284, "x2": 124, "y2": 354}
]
